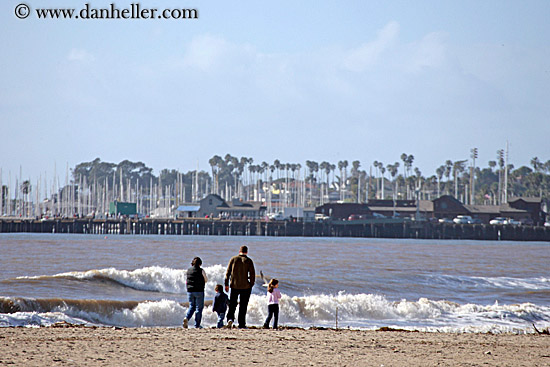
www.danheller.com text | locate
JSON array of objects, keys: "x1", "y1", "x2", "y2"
[{"x1": 16, "y1": 2, "x2": 199, "y2": 20}]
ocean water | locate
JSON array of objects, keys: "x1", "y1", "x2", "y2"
[{"x1": 1, "y1": 233, "x2": 549, "y2": 333}]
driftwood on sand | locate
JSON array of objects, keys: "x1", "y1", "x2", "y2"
[{"x1": 533, "y1": 323, "x2": 550, "y2": 335}]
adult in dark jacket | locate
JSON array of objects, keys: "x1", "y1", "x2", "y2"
[
  {"x1": 225, "y1": 246, "x2": 255, "y2": 329},
  {"x1": 183, "y1": 257, "x2": 208, "y2": 329}
]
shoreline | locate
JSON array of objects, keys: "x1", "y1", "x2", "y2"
[{"x1": 1, "y1": 326, "x2": 549, "y2": 366}]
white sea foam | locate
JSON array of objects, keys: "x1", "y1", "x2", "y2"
[
  {"x1": 8, "y1": 266, "x2": 550, "y2": 332},
  {"x1": 2, "y1": 293, "x2": 549, "y2": 332},
  {"x1": 0, "y1": 311, "x2": 88, "y2": 328}
]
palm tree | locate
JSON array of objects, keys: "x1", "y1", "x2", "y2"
[
  {"x1": 236, "y1": 157, "x2": 247, "y2": 199},
  {"x1": 310, "y1": 161, "x2": 319, "y2": 205},
  {"x1": 436, "y1": 166, "x2": 444, "y2": 198},
  {"x1": 531, "y1": 157, "x2": 541, "y2": 172},
  {"x1": 386, "y1": 163, "x2": 400, "y2": 208},
  {"x1": 296, "y1": 163, "x2": 302, "y2": 206},
  {"x1": 386, "y1": 163, "x2": 399, "y2": 182},
  {"x1": 407, "y1": 155, "x2": 415, "y2": 196},
  {"x1": 248, "y1": 158, "x2": 256, "y2": 199},
  {"x1": 320, "y1": 161, "x2": 329, "y2": 204},
  {"x1": 330, "y1": 163, "x2": 336, "y2": 194},
  {"x1": 208, "y1": 155, "x2": 222, "y2": 195},
  {"x1": 343, "y1": 160, "x2": 349, "y2": 200},
  {"x1": 379, "y1": 161, "x2": 385, "y2": 198},
  {"x1": 400, "y1": 153, "x2": 408, "y2": 179},
  {"x1": 246, "y1": 158, "x2": 255, "y2": 200},
  {"x1": 351, "y1": 160, "x2": 361, "y2": 202},
  {"x1": 376, "y1": 161, "x2": 385, "y2": 199},
  {"x1": 359, "y1": 170, "x2": 367, "y2": 203},
  {"x1": 338, "y1": 161, "x2": 345, "y2": 201},
  {"x1": 305, "y1": 160, "x2": 313, "y2": 206},
  {"x1": 452, "y1": 160, "x2": 467, "y2": 199},
  {"x1": 444, "y1": 160, "x2": 453, "y2": 194},
  {"x1": 351, "y1": 160, "x2": 361, "y2": 178},
  {"x1": 401, "y1": 154, "x2": 414, "y2": 185},
  {"x1": 289, "y1": 164, "x2": 297, "y2": 205},
  {"x1": 379, "y1": 166, "x2": 386, "y2": 199},
  {"x1": 426, "y1": 175, "x2": 437, "y2": 200},
  {"x1": 284, "y1": 163, "x2": 290, "y2": 206},
  {"x1": 261, "y1": 161, "x2": 269, "y2": 186},
  {"x1": 373, "y1": 161, "x2": 379, "y2": 198},
  {"x1": 229, "y1": 156, "x2": 239, "y2": 199},
  {"x1": 406, "y1": 155, "x2": 414, "y2": 176},
  {"x1": 414, "y1": 167, "x2": 423, "y2": 199},
  {"x1": 273, "y1": 159, "x2": 281, "y2": 181},
  {"x1": 268, "y1": 164, "x2": 275, "y2": 210},
  {"x1": 305, "y1": 160, "x2": 313, "y2": 182}
]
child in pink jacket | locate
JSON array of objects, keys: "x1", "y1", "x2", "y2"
[{"x1": 263, "y1": 279, "x2": 282, "y2": 329}]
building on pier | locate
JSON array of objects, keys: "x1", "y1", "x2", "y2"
[
  {"x1": 109, "y1": 201, "x2": 137, "y2": 216},
  {"x1": 316, "y1": 195, "x2": 545, "y2": 225},
  {"x1": 198, "y1": 194, "x2": 266, "y2": 219},
  {"x1": 175, "y1": 204, "x2": 201, "y2": 218}
]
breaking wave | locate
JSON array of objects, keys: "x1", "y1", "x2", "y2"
[
  {"x1": 4, "y1": 265, "x2": 550, "y2": 332},
  {"x1": 426, "y1": 274, "x2": 550, "y2": 290},
  {"x1": 2, "y1": 293, "x2": 549, "y2": 333},
  {"x1": 15, "y1": 265, "x2": 229, "y2": 297}
]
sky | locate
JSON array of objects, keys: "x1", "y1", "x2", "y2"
[{"x1": 1, "y1": 0, "x2": 550, "y2": 184}]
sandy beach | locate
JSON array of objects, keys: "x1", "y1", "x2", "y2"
[{"x1": 1, "y1": 326, "x2": 549, "y2": 366}]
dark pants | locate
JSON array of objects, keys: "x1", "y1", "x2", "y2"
[
  {"x1": 227, "y1": 287, "x2": 252, "y2": 328},
  {"x1": 264, "y1": 304, "x2": 279, "y2": 329}
]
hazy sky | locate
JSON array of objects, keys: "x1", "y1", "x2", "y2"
[{"x1": 1, "y1": 0, "x2": 549, "y2": 183}]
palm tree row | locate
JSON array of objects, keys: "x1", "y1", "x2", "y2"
[
  {"x1": 2, "y1": 153, "x2": 550, "y2": 218},
  {"x1": 162, "y1": 151, "x2": 540, "y2": 208},
  {"x1": 204, "y1": 153, "x2": 550, "y2": 210}
]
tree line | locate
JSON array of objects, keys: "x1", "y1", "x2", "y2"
[
  {"x1": 2, "y1": 154, "x2": 549, "y2": 218},
  {"x1": 71, "y1": 154, "x2": 550, "y2": 206}
]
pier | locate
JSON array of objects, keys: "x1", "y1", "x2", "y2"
[{"x1": 1, "y1": 218, "x2": 550, "y2": 241}]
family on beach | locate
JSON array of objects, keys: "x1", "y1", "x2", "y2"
[{"x1": 182, "y1": 245, "x2": 281, "y2": 330}]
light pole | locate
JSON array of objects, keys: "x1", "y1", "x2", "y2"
[
  {"x1": 504, "y1": 141, "x2": 509, "y2": 204},
  {"x1": 470, "y1": 148, "x2": 478, "y2": 205}
]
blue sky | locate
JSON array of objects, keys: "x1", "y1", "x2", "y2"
[{"x1": 1, "y1": 0, "x2": 549, "y2": 183}]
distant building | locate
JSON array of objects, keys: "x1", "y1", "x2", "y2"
[
  {"x1": 198, "y1": 194, "x2": 266, "y2": 219},
  {"x1": 315, "y1": 203, "x2": 372, "y2": 220},
  {"x1": 283, "y1": 207, "x2": 316, "y2": 222},
  {"x1": 150, "y1": 207, "x2": 172, "y2": 218},
  {"x1": 109, "y1": 201, "x2": 137, "y2": 216},
  {"x1": 363, "y1": 199, "x2": 433, "y2": 219},
  {"x1": 175, "y1": 204, "x2": 201, "y2": 218},
  {"x1": 435, "y1": 195, "x2": 543, "y2": 225},
  {"x1": 507, "y1": 197, "x2": 545, "y2": 225},
  {"x1": 198, "y1": 194, "x2": 226, "y2": 218},
  {"x1": 315, "y1": 195, "x2": 546, "y2": 224}
]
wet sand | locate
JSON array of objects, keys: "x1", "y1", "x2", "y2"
[{"x1": 1, "y1": 326, "x2": 549, "y2": 366}]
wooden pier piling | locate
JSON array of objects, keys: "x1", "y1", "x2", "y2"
[{"x1": 1, "y1": 218, "x2": 549, "y2": 241}]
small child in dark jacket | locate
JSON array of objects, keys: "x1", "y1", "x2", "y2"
[{"x1": 212, "y1": 284, "x2": 229, "y2": 328}]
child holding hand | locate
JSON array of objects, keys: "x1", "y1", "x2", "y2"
[{"x1": 212, "y1": 284, "x2": 229, "y2": 328}]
